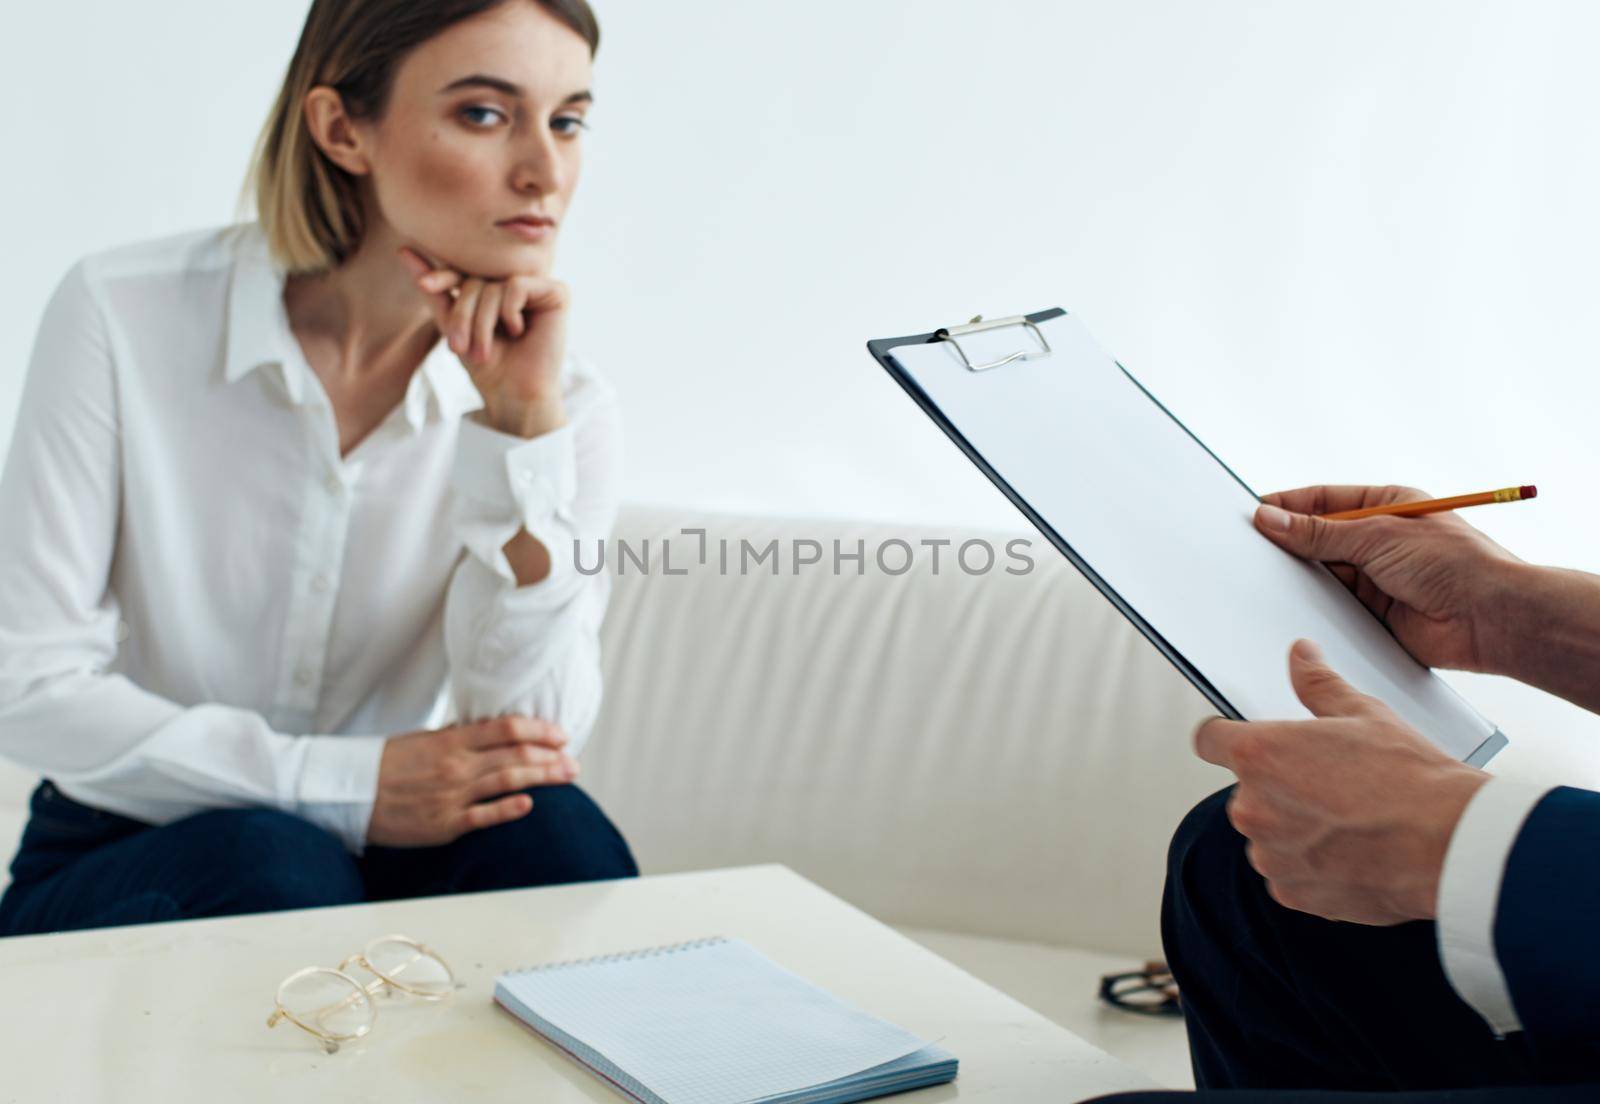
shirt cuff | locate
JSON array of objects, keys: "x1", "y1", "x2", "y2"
[
  {"x1": 1435, "y1": 775, "x2": 1554, "y2": 1037},
  {"x1": 294, "y1": 734, "x2": 388, "y2": 855},
  {"x1": 452, "y1": 410, "x2": 578, "y2": 585}
]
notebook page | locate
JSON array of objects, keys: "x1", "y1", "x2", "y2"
[
  {"x1": 888, "y1": 314, "x2": 1500, "y2": 762},
  {"x1": 780, "y1": 1045, "x2": 959, "y2": 1104},
  {"x1": 496, "y1": 938, "x2": 932, "y2": 1104}
]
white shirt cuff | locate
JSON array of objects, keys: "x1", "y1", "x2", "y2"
[
  {"x1": 294, "y1": 734, "x2": 388, "y2": 855},
  {"x1": 1435, "y1": 776, "x2": 1554, "y2": 1037},
  {"x1": 451, "y1": 411, "x2": 578, "y2": 585}
]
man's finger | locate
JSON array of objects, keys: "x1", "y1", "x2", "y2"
[
  {"x1": 1194, "y1": 715, "x2": 1248, "y2": 769},
  {"x1": 1253, "y1": 502, "x2": 1394, "y2": 568},
  {"x1": 1287, "y1": 639, "x2": 1374, "y2": 719},
  {"x1": 1261, "y1": 485, "x2": 1429, "y2": 517}
]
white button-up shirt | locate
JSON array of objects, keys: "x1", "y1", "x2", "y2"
[
  {"x1": 0, "y1": 221, "x2": 620, "y2": 853},
  {"x1": 1436, "y1": 776, "x2": 1554, "y2": 1035}
]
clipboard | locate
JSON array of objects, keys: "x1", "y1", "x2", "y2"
[{"x1": 868, "y1": 309, "x2": 1506, "y2": 766}]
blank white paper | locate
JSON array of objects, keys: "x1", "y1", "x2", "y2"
[{"x1": 888, "y1": 313, "x2": 1502, "y2": 763}]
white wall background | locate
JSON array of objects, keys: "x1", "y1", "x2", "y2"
[{"x1": 2, "y1": 0, "x2": 1597, "y2": 783}]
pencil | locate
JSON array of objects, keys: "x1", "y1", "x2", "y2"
[{"x1": 1319, "y1": 485, "x2": 1537, "y2": 521}]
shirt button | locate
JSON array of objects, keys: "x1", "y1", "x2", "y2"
[
  {"x1": 312, "y1": 573, "x2": 331, "y2": 593},
  {"x1": 293, "y1": 666, "x2": 314, "y2": 687},
  {"x1": 324, "y1": 474, "x2": 342, "y2": 495}
]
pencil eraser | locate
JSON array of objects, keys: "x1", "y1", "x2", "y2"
[{"x1": 1520, "y1": 485, "x2": 1537, "y2": 500}]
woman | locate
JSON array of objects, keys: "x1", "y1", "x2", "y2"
[{"x1": 0, "y1": 0, "x2": 637, "y2": 937}]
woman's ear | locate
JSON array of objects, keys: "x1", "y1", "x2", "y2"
[{"x1": 301, "y1": 86, "x2": 372, "y2": 176}]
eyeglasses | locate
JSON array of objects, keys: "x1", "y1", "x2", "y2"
[
  {"x1": 266, "y1": 934, "x2": 455, "y2": 1053},
  {"x1": 1098, "y1": 960, "x2": 1182, "y2": 1017}
]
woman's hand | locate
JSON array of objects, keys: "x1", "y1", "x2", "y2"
[
  {"x1": 367, "y1": 715, "x2": 580, "y2": 847},
  {"x1": 397, "y1": 246, "x2": 569, "y2": 439},
  {"x1": 1253, "y1": 484, "x2": 1523, "y2": 674}
]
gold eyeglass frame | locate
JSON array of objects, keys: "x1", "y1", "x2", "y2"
[{"x1": 266, "y1": 933, "x2": 455, "y2": 1053}]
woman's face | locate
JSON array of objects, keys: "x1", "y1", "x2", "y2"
[{"x1": 357, "y1": 1, "x2": 593, "y2": 279}]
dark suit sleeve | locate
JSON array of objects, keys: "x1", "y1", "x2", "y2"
[{"x1": 1493, "y1": 785, "x2": 1600, "y2": 1066}]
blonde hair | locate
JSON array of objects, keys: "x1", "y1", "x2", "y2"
[{"x1": 235, "y1": 0, "x2": 599, "y2": 275}]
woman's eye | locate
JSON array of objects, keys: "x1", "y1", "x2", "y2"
[
  {"x1": 551, "y1": 115, "x2": 590, "y2": 137},
  {"x1": 459, "y1": 104, "x2": 508, "y2": 127}
]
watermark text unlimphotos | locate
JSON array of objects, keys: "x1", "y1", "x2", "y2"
[{"x1": 573, "y1": 528, "x2": 1037, "y2": 577}]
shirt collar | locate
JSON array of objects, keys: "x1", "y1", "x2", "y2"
[
  {"x1": 415, "y1": 339, "x2": 485, "y2": 428},
  {"x1": 222, "y1": 222, "x2": 484, "y2": 432}
]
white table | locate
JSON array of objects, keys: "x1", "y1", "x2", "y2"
[{"x1": 0, "y1": 864, "x2": 1157, "y2": 1102}]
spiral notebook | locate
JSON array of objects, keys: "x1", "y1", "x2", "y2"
[{"x1": 493, "y1": 937, "x2": 958, "y2": 1104}]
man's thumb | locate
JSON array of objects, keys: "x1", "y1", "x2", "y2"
[
  {"x1": 1287, "y1": 639, "x2": 1373, "y2": 719},
  {"x1": 1255, "y1": 503, "x2": 1375, "y2": 565}
]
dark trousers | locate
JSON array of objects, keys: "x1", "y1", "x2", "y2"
[
  {"x1": 1089, "y1": 788, "x2": 1599, "y2": 1104},
  {"x1": 0, "y1": 779, "x2": 638, "y2": 937}
]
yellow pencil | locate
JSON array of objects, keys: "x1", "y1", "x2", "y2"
[{"x1": 1320, "y1": 485, "x2": 1537, "y2": 521}]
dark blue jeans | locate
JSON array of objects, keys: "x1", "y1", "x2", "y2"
[
  {"x1": 1089, "y1": 788, "x2": 1599, "y2": 1104},
  {"x1": 0, "y1": 779, "x2": 638, "y2": 937}
]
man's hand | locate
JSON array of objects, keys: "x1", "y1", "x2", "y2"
[
  {"x1": 1196, "y1": 639, "x2": 1489, "y2": 925},
  {"x1": 367, "y1": 715, "x2": 580, "y2": 847},
  {"x1": 1253, "y1": 485, "x2": 1522, "y2": 675}
]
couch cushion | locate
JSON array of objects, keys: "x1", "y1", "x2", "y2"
[{"x1": 582, "y1": 507, "x2": 1230, "y2": 957}]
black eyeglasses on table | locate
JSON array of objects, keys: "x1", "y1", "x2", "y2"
[{"x1": 1098, "y1": 959, "x2": 1182, "y2": 1017}]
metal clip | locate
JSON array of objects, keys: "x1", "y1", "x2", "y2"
[{"x1": 934, "y1": 314, "x2": 1053, "y2": 372}]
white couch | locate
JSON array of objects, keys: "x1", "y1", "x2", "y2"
[{"x1": 0, "y1": 505, "x2": 1235, "y2": 1088}]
